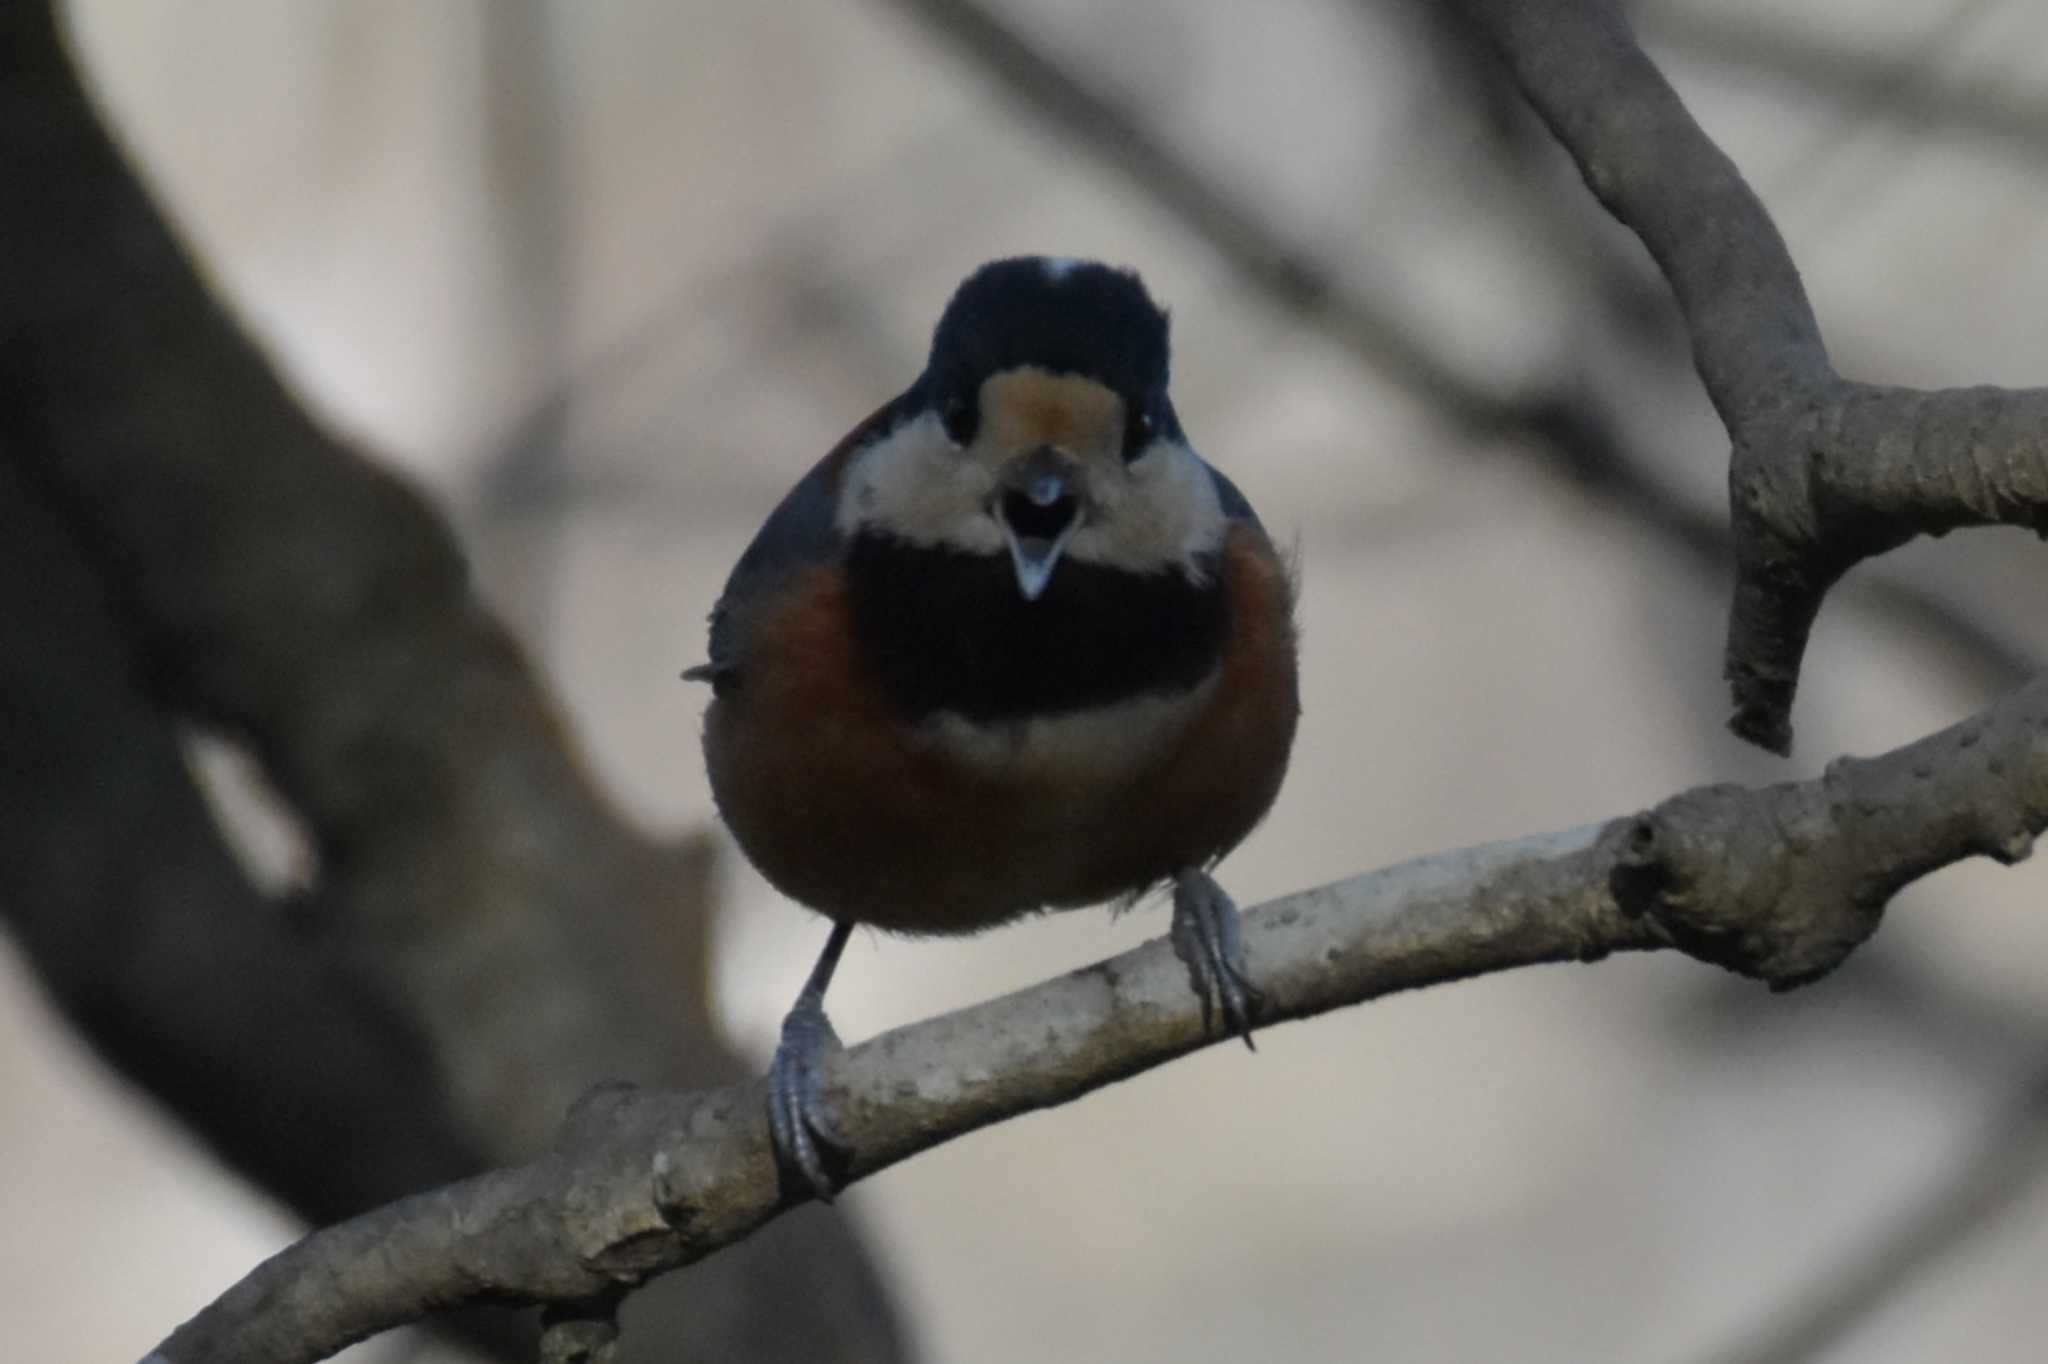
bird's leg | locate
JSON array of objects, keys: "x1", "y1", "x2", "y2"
[
  {"x1": 768, "y1": 919, "x2": 854, "y2": 1200},
  {"x1": 1170, "y1": 868, "x2": 1263, "y2": 1048}
]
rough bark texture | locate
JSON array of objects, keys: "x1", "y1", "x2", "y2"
[
  {"x1": 889, "y1": 0, "x2": 2038, "y2": 710},
  {"x1": 1458, "y1": 0, "x2": 2048, "y2": 753},
  {"x1": 6, "y1": 0, "x2": 2043, "y2": 1357},
  {"x1": 151, "y1": 670, "x2": 2048, "y2": 1363}
]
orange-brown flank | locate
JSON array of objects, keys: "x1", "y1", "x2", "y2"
[{"x1": 704, "y1": 524, "x2": 1299, "y2": 934}]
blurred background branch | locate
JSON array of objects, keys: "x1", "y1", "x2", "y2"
[
  {"x1": 0, "y1": 5, "x2": 902, "y2": 1360},
  {"x1": 1645, "y1": 0, "x2": 2048, "y2": 169},
  {"x1": 9, "y1": 0, "x2": 2048, "y2": 1360},
  {"x1": 882, "y1": 0, "x2": 2041, "y2": 699},
  {"x1": 1703, "y1": 1063, "x2": 2048, "y2": 1364}
]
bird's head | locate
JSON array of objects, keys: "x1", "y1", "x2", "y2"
[{"x1": 836, "y1": 256, "x2": 1226, "y2": 599}]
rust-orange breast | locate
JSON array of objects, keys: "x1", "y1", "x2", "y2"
[{"x1": 703, "y1": 523, "x2": 1298, "y2": 934}]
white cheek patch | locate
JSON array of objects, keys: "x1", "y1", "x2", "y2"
[
  {"x1": 1065, "y1": 440, "x2": 1227, "y2": 581},
  {"x1": 838, "y1": 413, "x2": 1231, "y2": 579},
  {"x1": 917, "y1": 672, "x2": 1219, "y2": 782},
  {"x1": 836, "y1": 411, "x2": 1004, "y2": 555}
]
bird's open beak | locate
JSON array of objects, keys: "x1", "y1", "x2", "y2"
[{"x1": 995, "y1": 450, "x2": 1083, "y2": 601}]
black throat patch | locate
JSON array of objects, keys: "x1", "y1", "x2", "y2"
[{"x1": 844, "y1": 534, "x2": 1227, "y2": 724}]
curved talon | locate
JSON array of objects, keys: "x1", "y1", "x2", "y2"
[
  {"x1": 769, "y1": 999, "x2": 849, "y2": 1200},
  {"x1": 1171, "y1": 869, "x2": 1264, "y2": 1047}
]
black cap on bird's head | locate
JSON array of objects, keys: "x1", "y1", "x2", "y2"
[
  {"x1": 922, "y1": 257, "x2": 1171, "y2": 419},
  {"x1": 913, "y1": 261, "x2": 1184, "y2": 598},
  {"x1": 839, "y1": 256, "x2": 1223, "y2": 605}
]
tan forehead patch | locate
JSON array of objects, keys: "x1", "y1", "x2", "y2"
[{"x1": 979, "y1": 368, "x2": 1124, "y2": 456}]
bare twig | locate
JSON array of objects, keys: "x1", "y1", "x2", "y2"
[
  {"x1": 1455, "y1": 0, "x2": 2048, "y2": 753},
  {"x1": 15, "y1": 1, "x2": 2044, "y2": 1357},
  {"x1": 885, "y1": 0, "x2": 2040, "y2": 739},
  {"x1": 152, "y1": 668, "x2": 2048, "y2": 1363},
  {"x1": 452, "y1": 0, "x2": 2036, "y2": 706}
]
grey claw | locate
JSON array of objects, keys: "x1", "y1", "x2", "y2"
[
  {"x1": 768, "y1": 1000, "x2": 849, "y2": 1200},
  {"x1": 1171, "y1": 869, "x2": 1264, "y2": 1047}
]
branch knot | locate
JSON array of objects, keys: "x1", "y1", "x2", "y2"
[{"x1": 1609, "y1": 784, "x2": 1885, "y2": 990}]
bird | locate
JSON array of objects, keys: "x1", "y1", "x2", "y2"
[{"x1": 687, "y1": 256, "x2": 1299, "y2": 1198}]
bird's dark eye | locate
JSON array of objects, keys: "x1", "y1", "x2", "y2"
[
  {"x1": 941, "y1": 392, "x2": 979, "y2": 446},
  {"x1": 1122, "y1": 404, "x2": 1159, "y2": 460}
]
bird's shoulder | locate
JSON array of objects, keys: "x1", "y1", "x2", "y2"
[
  {"x1": 1198, "y1": 453, "x2": 1262, "y2": 532},
  {"x1": 687, "y1": 394, "x2": 912, "y2": 690}
]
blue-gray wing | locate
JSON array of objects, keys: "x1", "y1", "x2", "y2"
[
  {"x1": 686, "y1": 397, "x2": 907, "y2": 691},
  {"x1": 1200, "y1": 455, "x2": 1264, "y2": 530}
]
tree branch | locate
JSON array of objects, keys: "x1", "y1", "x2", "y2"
[
  {"x1": 886, "y1": 0, "x2": 2039, "y2": 740},
  {"x1": 1453, "y1": 0, "x2": 2048, "y2": 753},
  {"x1": 0, "y1": 7, "x2": 905, "y2": 1359},
  {"x1": 152, "y1": 667, "x2": 2048, "y2": 1363},
  {"x1": 28, "y1": 0, "x2": 2041, "y2": 1356},
  {"x1": 0, "y1": 455, "x2": 484, "y2": 1225}
]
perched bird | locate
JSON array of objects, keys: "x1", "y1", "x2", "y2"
[{"x1": 688, "y1": 256, "x2": 1299, "y2": 1197}]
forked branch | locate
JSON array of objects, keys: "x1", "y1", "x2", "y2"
[
  {"x1": 1454, "y1": 0, "x2": 2048, "y2": 752},
  {"x1": 153, "y1": 672, "x2": 2048, "y2": 1364}
]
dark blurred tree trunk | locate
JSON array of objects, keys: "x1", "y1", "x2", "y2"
[{"x1": 0, "y1": 5, "x2": 906, "y2": 1360}]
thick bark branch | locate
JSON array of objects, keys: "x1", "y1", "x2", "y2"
[
  {"x1": 153, "y1": 671, "x2": 2048, "y2": 1363},
  {"x1": 1455, "y1": 0, "x2": 2048, "y2": 753},
  {"x1": 0, "y1": 7, "x2": 905, "y2": 1360},
  {"x1": 891, "y1": 0, "x2": 2037, "y2": 731},
  {"x1": 0, "y1": 456, "x2": 484, "y2": 1223},
  {"x1": 1, "y1": 0, "x2": 712, "y2": 1137},
  {"x1": 17, "y1": 0, "x2": 2041, "y2": 1357}
]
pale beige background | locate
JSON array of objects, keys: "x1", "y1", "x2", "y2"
[{"x1": 10, "y1": 1, "x2": 2048, "y2": 1360}]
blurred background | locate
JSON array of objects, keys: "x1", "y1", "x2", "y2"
[{"x1": 9, "y1": 0, "x2": 2048, "y2": 1359}]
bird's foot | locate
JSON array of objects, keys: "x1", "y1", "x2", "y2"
[
  {"x1": 768, "y1": 998, "x2": 851, "y2": 1200},
  {"x1": 1170, "y1": 868, "x2": 1264, "y2": 1048}
]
